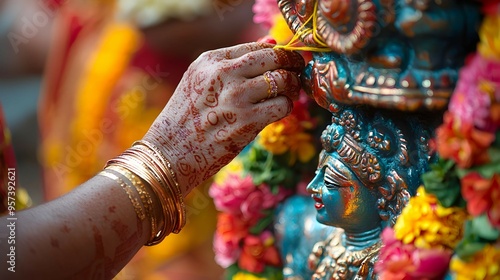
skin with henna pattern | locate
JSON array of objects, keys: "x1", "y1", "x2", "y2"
[
  {"x1": 0, "y1": 42, "x2": 303, "y2": 280},
  {"x1": 144, "y1": 42, "x2": 304, "y2": 194}
]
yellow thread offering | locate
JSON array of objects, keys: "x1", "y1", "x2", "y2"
[{"x1": 273, "y1": 2, "x2": 331, "y2": 53}]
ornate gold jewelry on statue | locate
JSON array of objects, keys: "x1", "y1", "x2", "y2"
[
  {"x1": 264, "y1": 70, "x2": 279, "y2": 98},
  {"x1": 104, "y1": 140, "x2": 186, "y2": 246},
  {"x1": 308, "y1": 229, "x2": 382, "y2": 280}
]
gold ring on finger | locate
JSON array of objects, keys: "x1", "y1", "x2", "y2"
[{"x1": 263, "y1": 71, "x2": 278, "y2": 99}]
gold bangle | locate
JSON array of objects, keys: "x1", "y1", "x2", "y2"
[
  {"x1": 122, "y1": 148, "x2": 176, "y2": 243},
  {"x1": 104, "y1": 165, "x2": 157, "y2": 241},
  {"x1": 133, "y1": 140, "x2": 186, "y2": 232},
  {"x1": 98, "y1": 170, "x2": 146, "y2": 221},
  {"x1": 107, "y1": 155, "x2": 172, "y2": 245},
  {"x1": 103, "y1": 140, "x2": 187, "y2": 246}
]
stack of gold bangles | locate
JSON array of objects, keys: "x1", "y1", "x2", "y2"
[{"x1": 98, "y1": 139, "x2": 186, "y2": 246}]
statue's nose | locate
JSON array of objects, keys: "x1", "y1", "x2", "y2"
[{"x1": 306, "y1": 173, "x2": 322, "y2": 194}]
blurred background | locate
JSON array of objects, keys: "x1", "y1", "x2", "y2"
[{"x1": 0, "y1": 76, "x2": 43, "y2": 205}]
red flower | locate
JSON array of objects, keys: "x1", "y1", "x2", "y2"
[
  {"x1": 238, "y1": 232, "x2": 282, "y2": 273},
  {"x1": 462, "y1": 173, "x2": 500, "y2": 228},
  {"x1": 436, "y1": 112, "x2": 495, "y2": 168},
  {"x1": 216, "y1": 213, "x2": 250, "y2": 248}
]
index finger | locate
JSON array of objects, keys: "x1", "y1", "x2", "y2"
[
  {"x1": 208, "y1": 42, "x2": 275, "y2": 60},
  {"x1": 234, "y1": 47, "x2": 305, "y2": 78}
]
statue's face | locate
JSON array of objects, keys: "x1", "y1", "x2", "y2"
[
  {"x1": 278, "y1": 0, "x2": 481, "y2": 111},
  {"x1": 306, "y1": 150, "x2": 381, "y2": 232}
]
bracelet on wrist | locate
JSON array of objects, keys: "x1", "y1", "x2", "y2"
[{"x1": 101, "y1": 140, "x2": 186, "y2": 246}]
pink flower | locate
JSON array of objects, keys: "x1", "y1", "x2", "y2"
[
  {"x1": 376, "y1": 228, "x2": 416, "y2": 279},
  {"x1": 410, "y1": 249, "x2": 453, "y2": 279},
  {"x1": 238, "y1": 231, "x2": 282, "y2": 273},
  {"x1": 213, "y1": 212, "x2": 251, "y2": 268},
  {"x1": 376, "y1": 228, "x2": 452, "y2": 280},
  {"x1": 241, "y1": 185, "x2": 285, "y2": 223},
  {"x1": 213, "y1": 231, "x2": 241, "y2": 268},
  {"x1": 252, "y1": 0, "x2": 281, "y2": 29},
  {"x1": 209, "y1": 174, "x2": 257, "y2": 215},
  {"x1": 449, "y1": 53, "x2": 500, "y2": 131}
]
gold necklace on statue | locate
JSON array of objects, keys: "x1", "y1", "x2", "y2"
[{"x1": 308, "y1": 229, "x2": 382, "y2": 280}]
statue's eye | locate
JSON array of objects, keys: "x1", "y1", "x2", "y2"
[
  {"x1": 324, "y1": 166, "x2": 351, "y2": 188},
  {"x1": 324, "y1": 167, "x2": 344, "y2": 189}
]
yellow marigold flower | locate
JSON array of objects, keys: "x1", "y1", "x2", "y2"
[
  {"x1": 232, "y1": 272, "x2": 267, "y2": 280},
  {"x1": 270, "y1": 14, "x2": 294, "y2": 45},
  {"x1": 257, "y1": 115, "x2": 315, "y2": 164},
  {"x1": 214, "y1": 159, "x2": 244, "y2": 185},
  {"x1": 478, "y1": 15, "x2": 500, "y2": 60},
  {"x1": 259, "y1": 122, "x2": 289, "y2": 155},
  {"x1": 394, "y1": 186, "x2": 468, "y2": 250},
  {"x1": 450, "y1": 244, "x2": 500, "y2": 280}
]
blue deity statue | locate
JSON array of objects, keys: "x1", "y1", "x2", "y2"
[{"x1": 274, "y1": 0, "x2": 482, "y2": 278}]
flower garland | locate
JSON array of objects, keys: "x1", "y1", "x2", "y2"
[
  {"x1": 375, "y1": 2, "x2": 500, "y2": 279},
  {"x1": 210, "y1": 90, "x2": 325, "y2": 279}
]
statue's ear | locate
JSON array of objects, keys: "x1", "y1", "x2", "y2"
[{"x1": 377, "y1": 170, "x2": 411, "y2": 227}]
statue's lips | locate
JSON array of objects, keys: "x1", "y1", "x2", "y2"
[{"x1": 312, "y1": 195, "x2": 324, "y2": 210}]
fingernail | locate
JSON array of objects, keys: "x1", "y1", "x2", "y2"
[{"x1": 257, "y1": 36, "x2": 277, "y2": 45}]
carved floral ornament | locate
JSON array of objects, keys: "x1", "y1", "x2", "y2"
[{"x1": 277, "y1": 0, "x2": 481, "y2": 111}]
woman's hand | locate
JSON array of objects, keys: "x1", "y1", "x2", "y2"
[{"x1": 143, "y1": 42, "x2": 304, "y2": 194}]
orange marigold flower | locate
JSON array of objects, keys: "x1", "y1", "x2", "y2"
[
  {"x1": 436, "y1": 112, "x2": 494, "y2": 168},
  {"x1": 450, "y1": 244, "x2": 500, "y2": 280},
  {"x1": 258, "y1": 114, "x2": 315, "y2": 164},
  {"x1": 394, "y1": 187, "x2": 469, "y2": 250}
]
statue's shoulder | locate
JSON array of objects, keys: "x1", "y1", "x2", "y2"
[{"x1": 274, "y1": 195, "x2": 335, "y2": 279}]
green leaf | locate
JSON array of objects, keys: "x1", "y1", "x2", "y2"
[
  {"x1": 455, "y1": 240, "x2": 487, "y2": 260},
  {"x1": 249, "y1": 212, "x2": 275, "y2": 235},
  {"x1": 470, "y1": 153, "x2": 500, "y2": 179},
  {"x1": 243, "y1": 145, "x2": 303, "y2": 189},
  {"x1": 488, "y1": 146, "x2": 500, "y2": 162},
  {"x1": 454, "y1": 218, "x2": 494, "y2": 260},
  {"x1": 225, "y1": 265, "x2": 284, "y2": 280},
  {"x1": 471, "y1": 215, "x2": 500, "y2": 241},
  {"x1": 421, "y1": 159, "x2": 465, "y2": 208},
  {"x1": 225, "y1": 264, "x2": 241, "y2": 280},
  {"x1": 260, "y1": 266, "x2": 284, "y2": 280}
]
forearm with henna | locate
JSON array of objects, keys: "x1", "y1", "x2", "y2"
[{"x1": 0, "y1": 175, "x2": 156, "y2": 279}]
